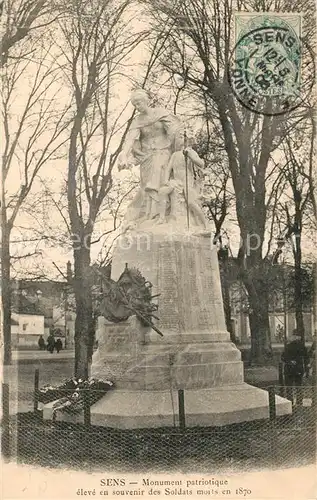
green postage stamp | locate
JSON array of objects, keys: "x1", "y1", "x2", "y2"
[{"x1": 228, "y1": 12, "x2": 312, "y2": 115}]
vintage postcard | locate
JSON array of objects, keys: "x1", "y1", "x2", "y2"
[{"x1": 1, "y1": 1, "x2": 316, "y2": 499}]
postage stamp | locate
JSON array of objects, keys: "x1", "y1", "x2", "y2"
[{"x1": 228, "y1": 12, "x2": 313, "y2": 115}]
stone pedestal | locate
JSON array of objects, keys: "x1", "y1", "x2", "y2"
[{"x1": 44, "y1": 230, "x2": 291, "y2": 426}]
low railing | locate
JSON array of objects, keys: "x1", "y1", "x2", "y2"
[{"x1": 1, "y1": 369, "x2": 316, "y2": 470}]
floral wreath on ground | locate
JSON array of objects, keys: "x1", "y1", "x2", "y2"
[{"x1": 38, "y1": 378, "x2": 114, "y2": 415}]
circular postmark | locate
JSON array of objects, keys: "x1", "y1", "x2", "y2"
[{"x1": 228, "y1": 17, "x2": 314, "y2": 116}]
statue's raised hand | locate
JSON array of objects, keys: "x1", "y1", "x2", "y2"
[
  {"x1": 183, "y1": 147, "x2": 205, "y2": 170},
  {"x1": 183, "y1": 147, "x2": 196, "y2": 161}
]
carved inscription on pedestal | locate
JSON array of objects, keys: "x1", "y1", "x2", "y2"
[{"x1": 157, "y1": 241, "x2": 179, "y2": 332}]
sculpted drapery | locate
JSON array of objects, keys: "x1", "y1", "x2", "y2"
[{"x1": 118, "y1": 90, "x2": 207, "y2": 231}]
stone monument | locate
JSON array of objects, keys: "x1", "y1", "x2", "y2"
[{"x1": 45, "y1": 89, "x2": 291, "y2": 427}]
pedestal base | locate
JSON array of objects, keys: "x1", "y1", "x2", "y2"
[
  {"x1": 43, "y1": 384, "x2": 292, "y2": 428},
  {"x1": 43, "y1": 232, "x2": 292, "y2": 428}
]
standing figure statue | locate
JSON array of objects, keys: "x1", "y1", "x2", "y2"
[
  {"x1": 118, "y1": 89, "x2": 182, "y2": 227},
  {"x1": 118, "y1": 89, "x2": 209, "y2": 233},
  {"x1": 157, "y1": 146, "x2": 207, "y2": 229}
]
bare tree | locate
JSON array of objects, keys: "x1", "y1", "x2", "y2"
[
  {"x1": 0, "y1": 0, "x2": 61, "y2": 67},
  {"x1": 57, "y1": 0, "x2": 162, "y2": 378},
  {"x1": 1, "y1": 35, "x2": 68, "y2": 364},
  {"x1": 145, "y1": 0, "x2": 315, "y2": 364},
  {"x1": 271, "y1": 114, "x2": 316, "y2": 342}
]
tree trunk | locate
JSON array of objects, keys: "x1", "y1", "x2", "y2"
[
  {"x1": 73, "y1": 244, "x2": 94, "y2": 379},
  {"x1": 222, "y1": 281, "x2": 234, "y2": 341},
  {"x1": 247, "y1": 282, "x2": 272, "y2": 365},
  {"x1": 242, "y1": 254, "x2": 272, "y2": 366},
  {"x1": 219, "y1": 258, "x2": 235, "y2": 342},
  {"x1": 1, "y1": 224, "x2": 12, "y2": 365},
  {"x1": 294, "y1": 233, "x2": 305, "y2": 342}
]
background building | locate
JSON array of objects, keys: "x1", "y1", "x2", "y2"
[{"x1": 11, "y1": 280, "x2": 75, "y2": 348}]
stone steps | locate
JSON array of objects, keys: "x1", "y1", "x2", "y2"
[{"x1": 101, "y1": 360, "x2": 244, "y2": 390}]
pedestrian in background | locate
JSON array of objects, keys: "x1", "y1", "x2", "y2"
[
  {"x1": 55, "y1": 338, "x2": 63, "y2": 353},
  {"x1": 47, "y1": 333, "x2": 55, "y2": 354},
  {"x1": 38, "y1": 335, "x2": 45, "y2": 350},
  {"x1": 281, "y1": 329, "x2": 309, "y2": 406}
]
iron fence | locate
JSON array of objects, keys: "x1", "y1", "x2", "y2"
[{"x1": 1, "y1": 377, "x2": 316, "y2": 473}]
